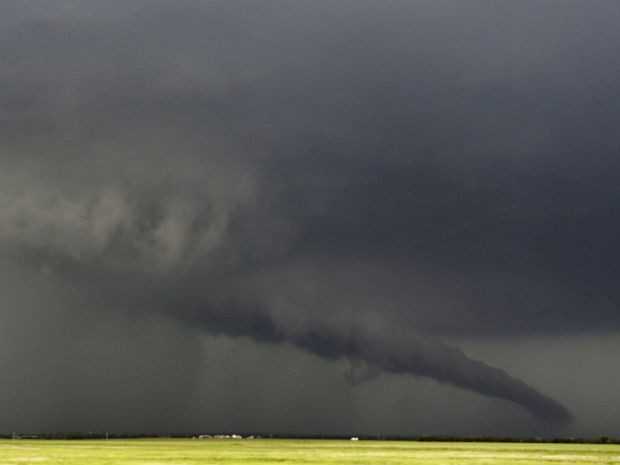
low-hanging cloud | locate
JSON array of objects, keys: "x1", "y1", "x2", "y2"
[{"x1": 0, "y1": 165, "x2": 572, "y2": 424}]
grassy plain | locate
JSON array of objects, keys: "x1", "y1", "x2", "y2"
[{"x1": 1, "y1": 438, "x2": 619, "y2": 465}]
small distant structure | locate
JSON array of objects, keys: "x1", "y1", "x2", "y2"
[
  {"x1": 350, "y1": 437, "x2": 359, "y2": 441},
  {"x1": 197, "y1": 433, "x2": 247, "y2": 439}
]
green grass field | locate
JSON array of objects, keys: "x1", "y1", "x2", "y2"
[{"x1": 1, "y1": 439, "x2": 619, "y2": 465}]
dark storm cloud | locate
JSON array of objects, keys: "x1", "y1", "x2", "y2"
[{"x1": 2, "y1": 0, "x2": 620, "y2": 434}]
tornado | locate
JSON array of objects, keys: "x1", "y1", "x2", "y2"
[
  {"x1": 182, "y1": 302, "x2": 573, "y2": 424},
  {"x1": 294, "y1": 327, "x2": 572, "y2": 424}
]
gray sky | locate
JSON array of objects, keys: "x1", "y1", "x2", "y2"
[{"x1": 1, "y1": 0, "x2": 620, "y2": 437}]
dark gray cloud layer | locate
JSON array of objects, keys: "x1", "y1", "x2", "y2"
[{"x1": 2, "y1": 0, "x2": 620, "y2": 435}]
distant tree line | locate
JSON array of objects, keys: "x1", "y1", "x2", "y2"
[{"x1": 0, "y1": 432, "x2": 618, "y2": 444}]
